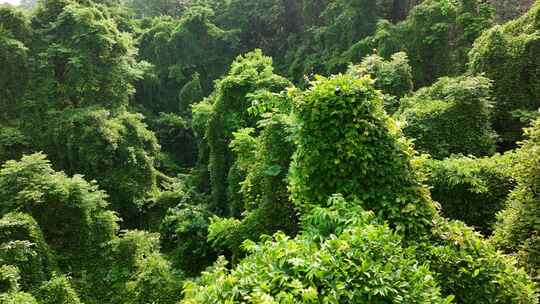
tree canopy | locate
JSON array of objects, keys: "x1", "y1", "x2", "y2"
[{"x1": 1, "y1": 0, "x2": 539, "y2": 303}]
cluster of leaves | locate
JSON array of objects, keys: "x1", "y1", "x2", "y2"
[
  {"x1": 204, "y1": 50, "x2": 290, "y2": 215},
  {"x1": 0, "y1": 153, "x2": 185, "y2": 304},
  {"x1": 0, "y1": 213, "x2": 55, "y2": 291},
  {"x1": 150, "y1": 112, "x2": 197, "y2": 173},
  {"x1": 0, "y1": 153, "x2": 118, "y2": 302},
  {"x1": 420, "y1": 153, "x2": 515, "y2": 235},
  {"x1": 98, "y1": 230, "x2": 184, "y2": 304},
  {"x1": 354, "y1": 0, "x2": 494, "y2": 86},
  {"x1": 46, "y1": 107, "x2": 160, "y2": 227},
  {"x1": 135, "y1": 7, "x2": 236, "y2": 114},
  {"x1": 0, "y1": 7, "x2": 31, "y2": 120},
  {"x1": 289, "y1": 74, "x2": 437, "y2": 238},
  {"x1": 0, "y1": 266, "x2": 38, "y2": 304},
  {"x1": 160, "y1": 202, "x2": 217, "y2": 277},
  {"x1": 469, "y1": 0, "x2": 540, "y2": 147},
  {"x1": 0, "y1": 0, "x2": 163, "y2": 229},
  {"x1": 398, "y1": 76, "x2": 496, "y2": 159},
  {"x1": 185, "y1": 74, "x2": 538, "y2": 303},
  {"x1": 208, "y1": 107, "x2": 298, "y2": 260},
  {"x1": 184, "y1": 196, "x2": 451, "y2": 304},
  {"x1": 493, "y1": 118, "x2": 540, "y2": 282},
  {"x1": 31, "y1": 0, "x2": 142, "y2": 109},
  {"x1": 37, "y1": 276, "x2": 83, "y2": 304},
  {"x1": 420, "y1": 218, "x2": 538, "y2": 303},
  {"x1": 0, "y1": 153, "x2": 119, "y2": 273},
  {"x1": 347, "y1": 52, "x2": 413, "y2": 113},
  {"x1": 1, "y1": 0, "x2": 540, "y2": 303}
]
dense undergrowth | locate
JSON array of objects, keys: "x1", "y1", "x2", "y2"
[{"x1": 0, "y1": 0, "x2": 539, "y2": 303}]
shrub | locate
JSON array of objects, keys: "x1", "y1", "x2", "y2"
[
  {"x1": 469, "y1": 1, "x2": 540, "y2": 147},
  {"x1": 184, "y1": 71, "x2": 538, "y2": 304},
  {"x1": 150, "y1": 112, "x2": 197, "y2": 170},
  {"x1": 0, "y1": 7, "x2": 31, "y2": 119},
  {"x1": 493, "y1": 118, "x2": 540, "y2": 281},
  {"x1": 420, "y1": 153, "x2": 515, "y2": 235},
  {"x1": 32, "y1": 0, "x2": 141, "y2": 109},
  {"x1": 420, "y1": 219, "x2": 538, "y2": 303},
  {"x1": 191, "y1": 100, "x2": 214, "y2": 192},
  {"x1": 135, "y1": 7, "x2": 235, "y2": 113},
  {"x1": 122, "y1": 253, "x2": 183, "y2": 304},
  {"x1": 179, "y1": 73, "x2": 204, "y2": 116},
  {"x1": 398, "y1": 76, "x2": 496, "y2": 159},
  {"x1": 0, "y1": 127, "x2": 31, "y2": 164},
  {"x1": 183, "y1": 197, "x2": 450, "y2": 304}
]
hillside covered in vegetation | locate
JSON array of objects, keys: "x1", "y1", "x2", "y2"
[{"x1": 0, "y1": 0, "x2": 539, "y2": 303}]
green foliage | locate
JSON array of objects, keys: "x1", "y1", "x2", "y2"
[
  {"x1": 348, "y1": 52, "x2": 413, "y2": 113},
  {"x1": 37, "y1": 275, "x2": 82, "y2": 304},
  {"x1": 183, "y1": 197, "x2": 450, "y2": 304},
  {"x1": 135, "y1": 6, "x2": 236, "y2": 113},
  {"x1": 356, "y1": 0, "x2": 494, "y2": 86},
  {"x1": 285, "y1": 0, "x2": 397, "y2": 80},
  {"x1": 103, "y1": 230, "x2": 183, "y2": 304},
  {"x1": 493, "y1": 118, "x2": 540, "y2": 281},
  {"x1": 151, "y1": 112, "x2": 197, "y2": 170},
  {"x1": 490, "y1": 0, "x2": 535, "y2": 22},
  {"x1": 398, "y1": 76, "x2": 496, "y2": 159},
  {"x1": 160, "y1": 203, "x2": 216, "y2": 276},
  {"x1": 216, "y1": 0, "x2": 301, "y2": 67},
  {"x1": 47, "y1": 108, "x2": 159, "y2": 226},
  {"x1": 179, "y1": 73, "x2": 204, "y2": 116},
  {"x1": 0, "y1": 1, "x2": 539, "y2": 302},
  {"x1": 206, "y1": 50, "x2": 290, "y2": 215},
  {"x1": 289, "y1": 74, "x2": 437, "y2": 237},
  {"x1": 286, "y1": 75, "x2": 536, "y2": 302},
  {"x1": 0, "y1": 291, "x2": 38, "y2": 304},
  {"x1": 0, "y1": 265, "x2": 20, "y2": 293},
  {"x1": 0, "y1": 7, "x2": 31, "y2": 121},
  {"x1": 0, "y1": 153, "x2": 119, "y2": 272},
  {"x1": 420, "y1": 219, "x2": 538, "y2": 303},
  {"x1": 32, "y1": 0, "x2": 143, "y2": 109},
  {"x1": 469, "y1": 1, "x2": 540, "y2": 146},
  {"x1": 0, "y1": 213, "x2": 55, "y2": 291},
  {"x1": 191, "y1": 100, "x2": 213, "y2": 192},
  {"x1": 123, "y1": 0, "x2": 189, "y2": 18},
  {"x1": 421, "y1": 153, "x2": 515, "y2": 235},
  {"x1": 208, "y1": 107, "x2": 298, "y2": 259},
  {"x1": 0, "y1": 127, "x2": 31, "y2": 164}
]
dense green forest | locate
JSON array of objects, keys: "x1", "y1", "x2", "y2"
[{"x1": 0, "y1": 0, "x2": 539, "y2": 303}]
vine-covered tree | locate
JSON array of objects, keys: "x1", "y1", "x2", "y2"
[
  {"x1": 469, "y1": 0, "x2": 540, "y2": 147},
  {"x1": 184, "y1": 75, "x2": 538, "y2": 303},
  {"x1": 204, "y1": 50, "x2": 290, "y2": 215},
  {"x1": 493, "y1": 118, "x2": 540, "y2": 281},
  {"x1": 354, "y1": 0, "x2": 493, "y2": 86},
  {"x1": 398, "y1": 76, "x2": 496, "y2": 158},
  {"x1": 0, "y1": 153, "x2": 120, "y2": 272}
]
